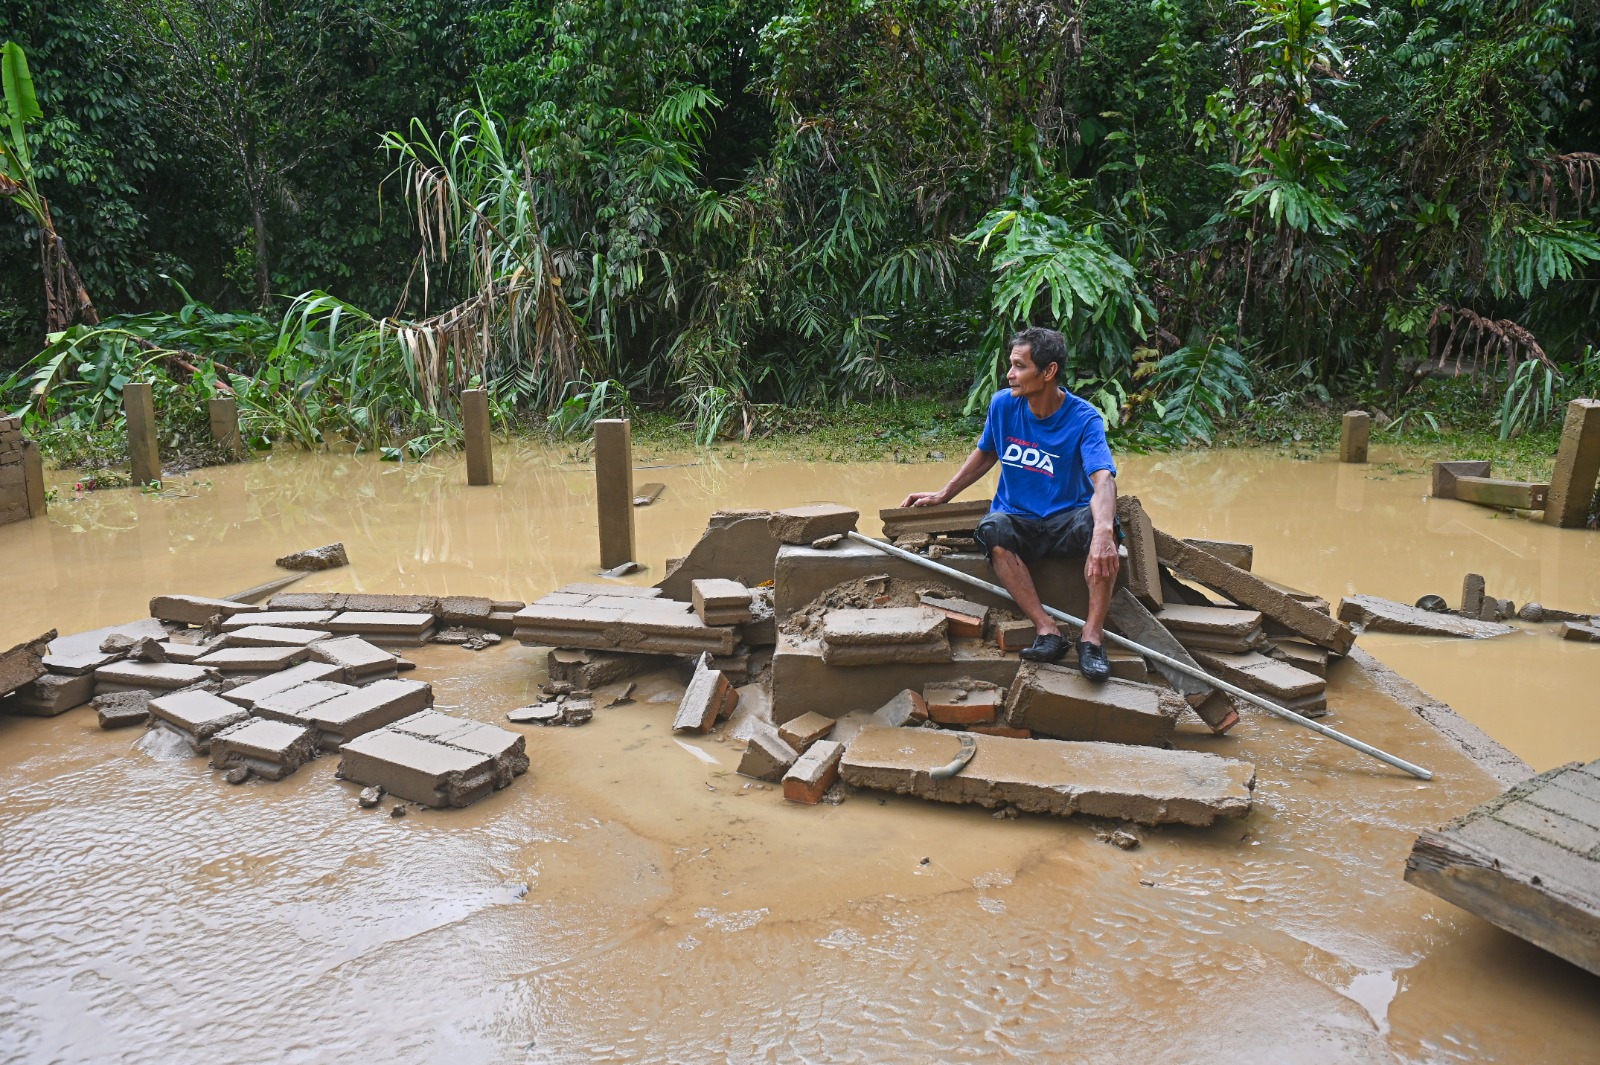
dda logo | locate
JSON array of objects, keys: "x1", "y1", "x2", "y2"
[{"x1": 1002, "y1": 442, "x2": 1056, "y2": 475}]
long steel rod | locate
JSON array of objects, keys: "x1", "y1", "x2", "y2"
[{"x1": 847, "y1": 531, "x2": 1433, "y2": 780}]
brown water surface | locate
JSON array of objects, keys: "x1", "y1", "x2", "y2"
[{"x1": 1, "y1": 444, "x2": 1596, "y2": 1063}]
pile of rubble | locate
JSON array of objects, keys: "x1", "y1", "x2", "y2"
[
  {"x1": 0, "y1": 590, "x2": 528, "y2": 809},
  {"x1": 1337, "y1": 571, "x2": 1600, "y2": 643}
]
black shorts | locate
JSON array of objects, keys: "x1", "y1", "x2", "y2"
[{"x1": 974, "y1": 507, "x2": 1120, "y2": 562}]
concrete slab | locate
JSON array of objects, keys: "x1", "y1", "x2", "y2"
[
  {"x1": 778, "y1": 711, "x2": 836, "y2": 752},
  {"x1": 149, "y1": 595, "x2": 263, "y2": 626},
  {"x1": 1183, "y1": 538, "x2": 1253, "y2": 571},
  {"x1": 95, "y1": 661, "x2": 212, "y2": 690},
  {"x1": 324, "y1": 612, "x2": 436, "y2": 643},
  {"x1": 558, "y1": 582, "x2": 663, "y2": 599},
  {"x1": 340, "y1": 594, "x2": 440, "y2": 615},
  {"x1": 1338, "y1": 595, "x2": 1515, "y2": 638},
  {"x1": 194, "y1": 645, "x2": 311, "y2": 673},
  {"x1": 515, "y1": 595, "x2": 738, "y2": 656},
  {"x1": 158, "y1": 641, "x2": 215, "y2": 664},
  {"x1": 767, "y1": 503, "x2": 859, "y2": 545},
  {"x1": 3, "y1": 670, "x2": 97, "y2": 716},
  {"x1": 783, "y1": 739, "x2": 844, "y2": 804},
  {"x1": 546, "y1": 648, "x2": 676, "y2": 689},
  {"x1": 673, "y1": 656, "x2": 740, "y2": 733},
  {"x1": 222, "y1": 625, "x2": 331, "y2": 649},
  {"x1": 821, "y1": 607, "x2": 947, "y2": 646},
  {"x1": 1106, "y1": 588, "x2": 1228, "y2": 723},
  {"x1": 148, "y1": 689, "x2": 252, "y2": 753},
  {"x1": 388, "y1": 710, "x2": 528, "y2": 789},
  {"x1": 840, "y1": 726, "x2": 1256, "y2": 826},
  {"x1": 1269, "y1": 639, "x2": 1329, "y2": 677},
  {"x1": 691, "y1": 578, "x2": 754, "y2": 625},
  {"x1": 0, "y1": 630, "x2": 53, "y2": 698},
  {"x1": 1190, "y1": 649, "x2": 1324, "y2": 699},
  {"x1": 1004, "y1": 663, "x2": 1181, "y2": 746},
  {"x1": 209, "y1": 719, "x2": 319, "y2": 780},
  {"x1": 267, "y1": 592, "x2": 349, "y2": 611},
  {"x1": 307, "y1": 635, "x2": 399, "y2": 679},
  {"x1": 738, "y1": 723, "x2": 800, "y2": 782},
  {"x1": 337, "y1": 729, "x2": 497, "y2": 808},
  {"x1": 1154, "y1": 603, "x2": 1264, "y2": 637},
  {"x1": 771, "y1": 634, "x2": 1019, "y2": 724},
  {"x1": 1116, "y1": 496, "x2": 1163, "y2": 607},
  {"x1": 438, "y1": 596, "x2": 494, "y2": 624},
  {"x1": 654, "y1": 514, "x2": 783, "y2": 600},
  {"x1": 252, "y1": 680, "x2": 358, "y2": 725},
  {"x1": 220, "y1": 611, "x2": 337, "y2": 631},
  {"x1": 1562, "y1": 622, "x2": 1600, "y2": 642},
  {"x1": 1154, "y1": 531, "x2": 1355, "y2": 654},
  {"x1": 220, "y1": 661, "x2": 345, "y2": 709},
  {"x1": 40, "y1": 649, "x2": 122, "y2": 675},
  {"x1": 307, "y1": 678, "x2": 433, "y2": 748},
  {"x1": 879, "y1": 499, "x2": 991, "y2": 539}
]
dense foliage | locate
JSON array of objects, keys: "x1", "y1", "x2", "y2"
[{"x1": 2, "y1": 0, "x2": 1598, "y2": 457}]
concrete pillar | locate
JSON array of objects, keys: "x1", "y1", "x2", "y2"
[
  {"x1": 1544, "y1": 398, "x2": 1600, "y2": 528},
  {"x1": 462, "y1": 388, "x2": 494, "y2": 486},
  {"x1": 594, "y1": 418, "x2": 635, "y2": 569},
  {"x1": 123, "y1": 381, "x2": 161, "y2": 486},
  {"x1": 21, "y1": 440, "x2": 45, "y2": 517},
  {"x1": 208, "y1": 397, "x2": 247, "y2": 459},
  {"x1": 1340, "y1": 411, "x2": 1370, "y2": 463}
]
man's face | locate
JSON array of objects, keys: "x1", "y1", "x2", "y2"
[{"x1": 1006, "y1": 344, "x2": 1056, "y2": 397}]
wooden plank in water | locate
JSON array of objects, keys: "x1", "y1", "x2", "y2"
[{"x1": 1406, "y1": 760, "x2": 1600, "y2": 976}]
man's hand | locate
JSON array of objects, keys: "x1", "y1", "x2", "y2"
[
  {"x1": 1085, "y1": 526, "x2": 1120, "y2": 585},
  {"x1": 898, "y1": 489, "x2": 948, "y2": 508}
]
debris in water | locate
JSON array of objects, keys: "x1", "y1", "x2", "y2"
[
  {"x1": 223, "y1": 765, "x2": 250, "y2": 785},
  {"x1": 390, "y1": 804, "x2": 407, "y2": 818},
  {"x1": 358, "y1": 786, "x2": 382, "y2": 809}
]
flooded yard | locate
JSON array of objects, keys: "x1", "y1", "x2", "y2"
[{"x1": 1, "y1": 444, "x2": 1596, "y2": 1062}]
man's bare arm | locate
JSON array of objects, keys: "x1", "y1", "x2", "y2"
[
  {"x1": 899, "y1": 448, "x2": 997, "y2": 508},
  {"x1": 1084, "y1": 469, "x2": 1119, "y2": 584}
]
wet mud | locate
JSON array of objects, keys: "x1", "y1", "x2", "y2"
[{"x1": 1, "y1": 444, "x2": 1597, "y2": 1062}]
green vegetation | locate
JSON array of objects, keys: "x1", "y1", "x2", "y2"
[{"x1": 1, "y1": 0, "x2": 1597, "y2": 467}]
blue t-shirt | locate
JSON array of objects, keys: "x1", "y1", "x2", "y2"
[{"x1": 977, "y1": 389, "x2": 1116, "y2": 519}]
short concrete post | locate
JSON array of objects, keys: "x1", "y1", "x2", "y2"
[
  {"x1": 123, "y1": 381, "x2": 161, "y2": 486},
  {"x1": 462, "y1": 388, "x2": 494, "y2": 486},
  {"x1": 594, "y1": 418, "x2": 635, "y2": 569},
  {"x1": 21, "y1": 440, "x2": 45, "y2": 517},
  {"x1": 208, "y1": 396, "x2": 247, "y2": 459},
  {"x1": 1340, "y1": 411, "x2": 1370, "y2": 463},
  {"x1": 1544, "y1": 398, "x2": 1600, "y2": 528}
]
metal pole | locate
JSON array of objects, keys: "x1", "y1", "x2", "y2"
[{"x1": 847, "y1": 531, "x2": 1433, "y2": 781}]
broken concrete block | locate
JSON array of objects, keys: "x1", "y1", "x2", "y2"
[
  {"x1": 222, "y1": 624, "x2": 331, "y2": 649},
  {"x1": 194, "y1": 645, "x2": 311, "y2": 673},
  {"x1": 1183, "y1": 538, "x2": 1253, "y2": 571},
  {"x1": 324, "y1": 611, "x2": 436, "y2": 645},
  {"x1": 0, "y1": 630, "x2": 53, "y2": 698},
  {"x1": 633, "y1": 481, "x2": 666, "y2": 506},
  {"x1": 438, "y1": 596, "x2": 493, "y2": 624},
  {"x1": 158, "y1": 640, "x2": 216, "y2": 664},
  {"x1": 266, "y1": 592, "x2": 350, "y2": 612},
  {"x1": 4, "y1": 670, "x2": 96, "y2": 716},
  {"x1": 840, "y1": 726, "x2": 1255, "y2": 826},
  {"x1": 778, "y1": 711, "x2": 836, "y2": 753},
  {"x1": 691, "y1": 578, "x2": 755, "y2": 625},
  {"x1": 515, "y1": 594, "x2": 738, "y2": 656},
  {"x1": 388, "y1": 710, "x2": 529, "y2": 789},
  {"x1": 95, "y1": 690, "x2": 155, "y2": 729},
  {"x1": 307, "y1": 635, "x2": 399, "y2": 682},
  {"x1": 95, "y1": 660, "x2": 213, "y2": 691},
  {"x1": 654, "y1": 513, "x2": 783, "y2": 599},
  {"x1": 220, "y1": 610, "x2": 337, "y2": 631},
  {"x1": 1189, "y1": 649, "x2": 1324, "y2": 700},
  {"x1": 1004, "y1": 663, "x2": 1181, "y2": 746},
  {"x1": 771, "y1": 633, "x2": 1020, "y2": 724},
  {"x1": 1154, "y1": 603, "x2": 1265, "y2": 637},
  {"x1": 820, "y1": 607, "x2": 951, "y2": 666},
  {"x1": 558, "y1": 582, "x2": 663, "y2": 599},
  {"x1": 220, "y1": 661, "x2": 345, "y2": 709},
  {"x1": 672, "y1": 656, "x2": 739, "y2": 733},
  {"x1": 739, "y1": 586, "x2": 776, "y2": 647},
  {"x1": 1562, "y1": 621, "x2": 1600, "y2": 642},
  {"x1": 337, "y1": 729, "x2": 497, "y2": 808},
  {"x1": 149, "y1": 689, "x2": 252, "y2": 753},
  {"x1": 706, "y1": 645, "x2": 752, "y2": 685},
  {"x1": 879, "y1": 498, "x2": 991, "y2": 539},
  {"x1": 275, "y1": 542, "x2": 349, "y2": 571},
  {"x1": 1116, "y1": 496, "x2": 1164, "y2": 607},
  {"x1": 1266, "y1": 639, "x2": 1330, "y2": 678},
  {"x1": 1104, "y1": 588, "x2": 1234, "y2": 731},
  {"x1": 1337, "y1": 595, "x2": 1514, "y2": 638},
  {"x1": 783, "y1": 739, "x2": 844, "y2": 804},
  {"x1": 305, "y1": 678, "x2": 433, "y2": 748},
  {"x1": 209, "y1": 719, "x2": 319, "y2": 780},
  {"x1": 251, "y1": 680, "x2": 358, "y2": 726},
  {"x1": 918, "y1": 594, "x2": 988, "y2": 638},
  {"x1": 767, "y1": 503, "x2": 859, "y2": 545},
  {"x1": 1461, "y1": 573, "x2": 1486, "y2": 617},
  {"x1": 872, "y1": 689, "x2": 929, "y2": 727},
  {"x1": 341, "y1": 594, "x2": 441, "y2": 615},
  {"x1": 1432, "y1": 460, "x2": 1493, "y2": 499},
  {"x1": 994, "y1": 618, "x2": 1037, "y2": 654},
  {"x1": 924, "y1": 684, "x2": 1002, "y2": 726},
  {"x1": 546, "y1": 647, "x2": 675, "y2": 689},
  {"x1": 1154, "y1": 531, "x2": 1355, "y2": 654},
  {"x1": 1171, "y1": 630, "x2": 1268, "y2": 654},
  {"x1": 149, "y1": 595, "x2": 263, "y2": 627},
  {"x1": 737, "y1": 722, "x2": 799, "y2": 782},
  {"x1": 41, "y1": 649, "x2": 122, "y2": 675}
]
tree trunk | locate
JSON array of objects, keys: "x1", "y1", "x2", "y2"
[{"x1": 247, "y1": 177, "x2": 270, "y2": 310}]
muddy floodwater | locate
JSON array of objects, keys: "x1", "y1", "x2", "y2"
[{"x1": 2, "y1": 443, "x2": 1597, "y2": 1063}]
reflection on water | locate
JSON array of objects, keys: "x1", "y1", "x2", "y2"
[{"x1": 1, "y1": 442, "x2": 1597, "y2": 1062}]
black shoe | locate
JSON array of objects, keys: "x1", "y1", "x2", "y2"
[
  {"x1": 1077, "y1": 640, "x2": 1111, "y2": 681},
  {"x1": 1019, "y1": 632, "x2": 1069, "y2": 662}
]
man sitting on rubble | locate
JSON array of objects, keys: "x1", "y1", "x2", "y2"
[{"x1": 899, "y1": 326, "x2": 1119, "y2": 680}]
